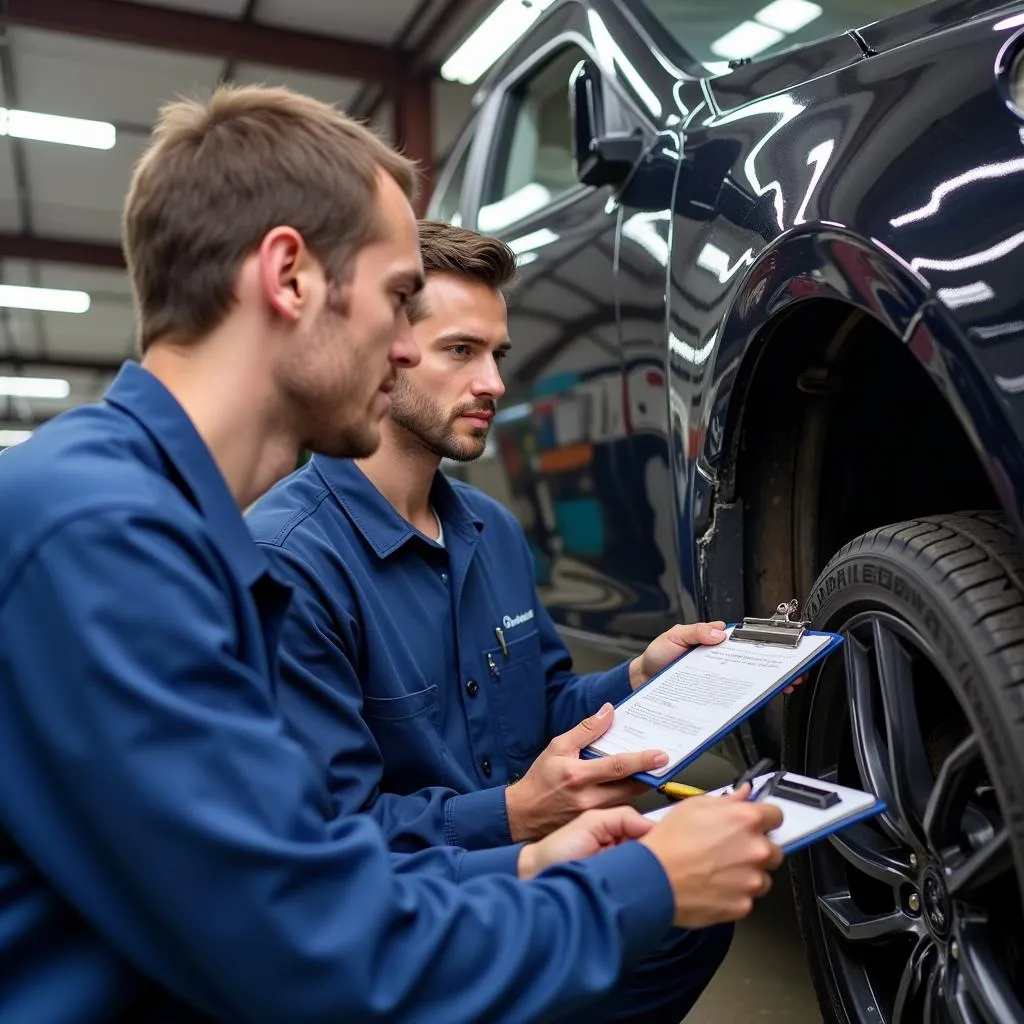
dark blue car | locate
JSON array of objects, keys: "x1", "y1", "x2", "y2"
[{"x1": 429, "y1": 0, "x2": 1024, "y2": 1020}]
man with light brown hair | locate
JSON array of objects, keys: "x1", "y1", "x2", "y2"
[{"x1": 0, "y1": 84, "x2": 784, "y2": 1023}]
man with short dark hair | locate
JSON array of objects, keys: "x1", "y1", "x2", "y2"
[
  {"x1": 0, "y1": 88, "x2": 785, "y2": 1023},
  {"x1": 247, "y1": 220, "x2": 738, "y2": 1022}
]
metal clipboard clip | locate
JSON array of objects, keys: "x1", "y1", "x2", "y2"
[{"x1": 732, "y1": 599, "x2": 807, "y2": 648}]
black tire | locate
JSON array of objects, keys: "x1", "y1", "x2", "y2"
[{"x1": 783, "y1": 512, "x2": 1024, "y2": 1024}]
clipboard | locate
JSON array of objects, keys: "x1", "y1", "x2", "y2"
[
  {"x1": 644, "y1": 771, "x2": 887, "y2": 855},
  {"x1": 582, "y1": 600, "x2": 844, "y2": 788}
]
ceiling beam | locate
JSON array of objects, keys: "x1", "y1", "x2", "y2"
[
  {"x1": 0, "y1": 354, "x2": 123, "y2": 372},
  {"x1": 0, "y1": 232, "x2": 125, "y2": 269},
  {"x1": 4, "y1": 0, "x2": 406, "y2": 86},
  {"x1": 363, "y1": 0, "x2": 463, "y2": 127},
  {"x1": 1, "y1": 413, "x2": 72, "y2": 429},
  {"x1": 409, "y1": 0, "x2": 465, "y2": 77},
  {"x1": 1, "y1": 426, "x2": 46, "y2": 435}
]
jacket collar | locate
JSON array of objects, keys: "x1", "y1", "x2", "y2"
[
  {"x1": 311, "y1": 454, "x2": 483, "y2": 560},
  {"x1": 104, "y1": 361, "x2": 270, "y2": 587}
]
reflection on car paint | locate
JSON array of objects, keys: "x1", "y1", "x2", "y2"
[{"x1": 434, "y1": 0, "x2": 1024, "y2": 647}]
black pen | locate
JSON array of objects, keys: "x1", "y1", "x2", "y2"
[
  {"x1": 748, "y1": 771, "x2": 784, "y2": 803},
  {"x1": 732, "y1": 757, "x2": 774, "y2": 799}
]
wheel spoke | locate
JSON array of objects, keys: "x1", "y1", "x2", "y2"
[
  {"x1": 813, "y1": 609, "x2": 1023, "y2": 1024},
  {"x1": 817, "y1": 892, "x2": 915, "y2": 943},
  {"x1": 946, "y1": 827, "x2": 1013, "y2": 901},
  {"x1": 954, "y1": 921, "x2": 1024, "y2": 1024},
  {"x1": 872, "y1": 620, "x2": 933, "y2": 846},
  {"x1": 946, "y1": 972, "x2": 986, "y2": 1024},
  {"x1": 845, "y1": 632, "x2": 906, "y2": 845},
  {"x1": 893, "y1": 935, "x2": 936, "y2": 1024},
  {"x1": 922, "y1": 955, "x2": 943, "y2": 1023},
  {"x1": 828, "y1": 821, "x2": 911, "y2": 888},
  {"x1": 923, "y1": 733, "x2": 983, "y2": 852}
]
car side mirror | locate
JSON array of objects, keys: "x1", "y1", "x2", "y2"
[{"x1": 569, "y1": 59, "x2": 644, "y2": 188}]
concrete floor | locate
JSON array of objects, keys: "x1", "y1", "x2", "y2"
[{"x1": 566, "y1": 640, "x2": 824, "y2": 1023}]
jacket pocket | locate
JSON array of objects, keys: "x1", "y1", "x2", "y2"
[
  {"x1": 362, "y1": 685, "x2": 439, "y2": 722},
  {"x1": 487, "y1": 630, "x2": 546, "y2": 759},
  {"x1": 361, "y1": 685, "x2": 452, "y2": 791}
]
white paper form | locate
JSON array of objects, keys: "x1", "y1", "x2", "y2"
[
  {"x1": 587, "y1": 626, "x2": 831, "y2": 777},
  {"x1": 644, "y1": 773, "x2": 882, "y2": 852}
]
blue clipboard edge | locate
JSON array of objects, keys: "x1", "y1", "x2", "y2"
[
  {"x1": 580, "y1": 628, "x2": 845, "y2": 788},
  {"x1": 779, "y1": 798, "x2": 888, "y2": 856}
]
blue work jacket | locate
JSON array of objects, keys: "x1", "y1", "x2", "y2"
[
  {"x1": 0, "y1": 364, "x2": 672, "y2": 1022},
  {"x1": 246, "y1": 456, "x2": 631, "y2": 853}
]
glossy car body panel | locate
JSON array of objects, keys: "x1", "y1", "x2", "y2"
[{"x1": 429, "y1": 0, "x2": 1024, "y2": 660}]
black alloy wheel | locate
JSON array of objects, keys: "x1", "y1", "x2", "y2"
[{"x1": 784, "y1": 513, "x2": 1024, "y2": 1024}]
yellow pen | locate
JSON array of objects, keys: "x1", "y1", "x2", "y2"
[{"x1": 658, "y1": 782, "x2": 705, "y2": 800}]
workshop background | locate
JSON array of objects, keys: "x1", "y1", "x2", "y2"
[{"x1": 0, "y1": 1, "x2": 818, "y2": 1018}]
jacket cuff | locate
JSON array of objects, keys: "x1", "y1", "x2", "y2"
[
  {"x1": 588, "y1": 660, "x2": 633, "y2": 710},
  {"x1": 444, "y1": 786, "x2": 513, "y2": 850},
  {"x1": 457, "y1": 843, "x2": 525, "y2": 879}
]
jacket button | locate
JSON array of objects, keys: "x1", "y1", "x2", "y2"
[
  {"x1": 466, "y1": 679, "x2": 479, "y2": 697},
  {"x1": 481, "y1": 757, "x2": 492, "y2": 778}
]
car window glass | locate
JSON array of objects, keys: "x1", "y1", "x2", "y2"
[
  {"x1": 642, "y1": 0, "x2": 930, "y2": 72},
  {"x1": 478, "y1": 45, "x2": 585, "y2": 233},
  {"x1": 433, "y1": 138, "x2": 471, "y2": 226}
]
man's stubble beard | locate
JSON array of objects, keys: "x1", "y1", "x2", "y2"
[
  {"x1": 389, "y1": 375, "x2": 492, "y2": 464},
  {"x1": 283, "y1": 298, "x2": 385, "y2": 461}
]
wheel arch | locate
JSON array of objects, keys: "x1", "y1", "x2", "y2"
[
  {"x1": 698, "y1": 228, "x2": 1022, "y2": 755},
  {"x1": 706, "y1": 228, "x2": 1020, "y2": 523}
]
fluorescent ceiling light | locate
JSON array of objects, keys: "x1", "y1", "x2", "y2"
[
  {"x1": 477, "y1": 182, "x2": 551, "y2": 232},
  {"x1": 0, "y1": 376, "x2": 71, "y2": 399},
  {"x1": 0, "y1": 107, "x2": 115, "y2": 150},
  {"x1": 755, "y1": 0, "x2": 822, "y2": 34},
  {"x1": 710, "y1": 21, "x2": 784, "y2": 61},
  {"x1": 507, "y1": 228, "x2": 559, "y2": 255},
  {"x1": 0, "y1": 428, "x2": 32, "y2": 447},
  {"x1": 441, "y1": 0, "x2": 556, "y2": 85},
  {"x1": 0, "y1": 284, "x2": 90, "y2": 314}
]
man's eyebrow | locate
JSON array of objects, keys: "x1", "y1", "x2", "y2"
[{"x1": 434, "y1": 331, "x2": 512, "y2": 351}]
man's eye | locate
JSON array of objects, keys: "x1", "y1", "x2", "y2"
[
  {"x1": 495, "y1": 350, "x2": 509, "y2": 363},
  {"x1": 449, "y1": 345, "x2": 470, "y2": 357}
]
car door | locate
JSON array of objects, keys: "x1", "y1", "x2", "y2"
[{"x1": 443, "y1": 2, "x2": 669, "y2": 645}]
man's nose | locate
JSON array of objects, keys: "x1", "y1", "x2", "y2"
[
  {"x1": 390, "y1": 319, "x2": 420, "y2": 368},
  {"x1": 472, "y1": 357, "x2": 505, "y2": 399}
]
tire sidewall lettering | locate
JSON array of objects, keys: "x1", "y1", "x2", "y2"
[{"x1": 805, "y1": 557, "x2": 1023, "y2": 837}]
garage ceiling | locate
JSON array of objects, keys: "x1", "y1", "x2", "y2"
[
  {"x1": 0, "y1": 0, "x2": 493, "y2": 437},
  {"x1": 0, "y1": 0, "x2": 908, "y2": 442}
]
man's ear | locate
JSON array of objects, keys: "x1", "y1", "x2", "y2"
[{"x1": 257, "y1": 226, "x2": 316, "y2": 323}]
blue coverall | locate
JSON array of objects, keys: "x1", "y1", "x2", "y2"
[
  {"x1": 0, "y1": 363, "x2": 675, "y2": 1023},
  {"x1": 248, "y1": 454, "x2": 733, "y2": 1023}
]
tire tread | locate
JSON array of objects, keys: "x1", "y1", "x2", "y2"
[{"x1": 787, "y1": 510, "x2": 1024, "y2": 1024}]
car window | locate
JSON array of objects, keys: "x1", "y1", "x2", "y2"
[
  {"x1": 432, "y1": 137, "x2": 471, "y2": 226},
  {"x1": 642, "y1": 0, "x2": 930, "y2": 72},
  {"x1": 478, "y1": 45, "x2": 585, "y2": 233}
]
